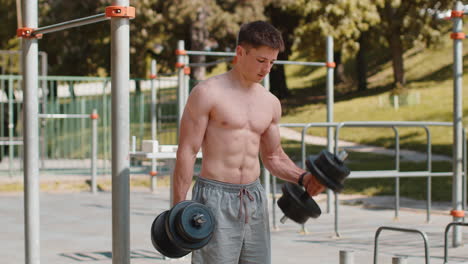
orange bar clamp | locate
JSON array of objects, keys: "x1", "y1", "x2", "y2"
[
  {"x1": 451, "y1": 32, "x2": 466, "y2": 40},
  {"x1": 451, "y1": 10, "x2": 464, "y2": 18},
  {"x1": 16, "y1": 28, "x2": 42, "y2": 39},
  {"x1": 105, "y1": 6, "x2": 136, "y2": 19},
  {"x1": 450, "y1": 210, "x2": 465, "y2": 218}
]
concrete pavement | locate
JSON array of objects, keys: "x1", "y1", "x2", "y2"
[{"x1": 1, "y1": 187, "x2": 467, "y2": 264}]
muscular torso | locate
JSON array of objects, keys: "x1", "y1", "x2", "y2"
[{"x1": 200, "y1": 75, "x2": 275, "y2": 184}]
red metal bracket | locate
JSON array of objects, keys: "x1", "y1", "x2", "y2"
[
  {"x1": 450, "y1": 210, "x2": 465, "y2": 217},
  {"x1": 451, "y1": 10, "x2": 464, "y2": 18},
  {"x1": 16, "y1": 28, "x2": 42, "y2": 39},
  {"x1": 175, "y1": 62, "x2": 185, "y2": 68},
  {"x1": 149, "y1": 171, "x2": 158, "y2": 177},
  {"x1": 184, "y1": 66, "x2": 191, "y2": 75},
  {"x1": 326, "y1": 62, "x2": 336, "y2": 68},
  {"x1": 175, "y1": 49, "x2": 187, "y2": 55},
  {"x1": 149, "y1": 74, "x2": 157, "y2": 79},
  {"x1": 90, "y1": 113, "x2": 99, "y2": 120},
  {"x1": 451, "y1": 32, "x2": 466, "y2": 40},
  {"x1": 105, "y1": 6, "x2": 136, "y2": 19}
]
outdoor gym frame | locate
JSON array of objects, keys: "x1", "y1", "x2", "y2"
[
  {"x1": 449, "y1": 1, "x2": 466, "y2": 248},
  {"x1": 18, "y1": 1, "x2": 134, "y2": 264}
]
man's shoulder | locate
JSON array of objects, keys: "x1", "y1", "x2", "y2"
[
  {"x1": 255, "y1": 84, "x2": 280, "y2": 103},
  {"x1": 193, "y1": 73, "x2": 227, "y2": 92}
]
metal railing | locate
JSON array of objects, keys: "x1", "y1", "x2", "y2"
[
  {"x1": 0, "y1": 74, "x2": 179, "y2": 176},
  {"x1": 334, "y1": 121, "x2": 456, "y2": 236},
  {"x1": 38, "y1": 111, "x2": 99, "y2": 193},
  {"x1": 373, "y1": 226, "x2": 430, "y2": 264},
  {"x1": 273, "y1": 122, "x2": 465, "y2": 238},
  {"x1": 444, "y1": 222, "x2": 468, "y2": 264}
]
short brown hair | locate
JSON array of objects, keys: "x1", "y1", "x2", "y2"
[{"x1": 237, "y1": 21, "x2": 284, "y2": 52}]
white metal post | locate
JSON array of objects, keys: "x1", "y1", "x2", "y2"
[
  {"x1": 177, "y1": 40, "x2": 185, "y2": 138},
  {"x1": 173, "y1": 40, "x2": 185, "y2": 206},
  {"x1": 110, "y1": 1, "x2": 131, "y2": 263},
  {"x1": 339, "y1": 250, "x2": 355, "y2": 264},
  {"x1": 392, "y1": 256, "x2": 407, "y2": 264},
  {"x1": 150, "y1": 59, "x2": 158, "y2": 191},
  {"x1": 263, "y1": 74, "x2": 271, "y2": 198},
  {"x1": 452, "y1": 0, "x2": 464, "y2": 247},
  {"x1": 40, "y1": 52, "x2": 47, "y2": 169},
  {"x1": 91, "y1": 109, "x2": 98, "y2": 194},
  {"x1": 184, "y1": 55, "x2": 190, "y2": 105},
  {"x1": 326, "y1": 36, "x2": 334, "y2": 214},
  {"x1": 22, "y1": 0, "x2": 40, "y2": 263}
]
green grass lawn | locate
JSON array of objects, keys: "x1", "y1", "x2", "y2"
[
  {"x1": 274, "y1": 31, "x2": 468, "y2": 203},
  {"x1": 280, "y1": 139, "x2": 453, "y2": 201},
  {"x1": 279, "y1": 29, "x2": 468, "y2": 157}
]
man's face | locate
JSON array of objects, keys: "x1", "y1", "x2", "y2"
[{"x1": 237, "y1": 45, "x2": 279, "y2": 82}]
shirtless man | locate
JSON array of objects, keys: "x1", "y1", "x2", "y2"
[{"x1": 173, "y1": 21, "x2": 325, "y2": 263}]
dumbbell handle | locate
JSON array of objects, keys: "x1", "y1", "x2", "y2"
[
  {"x1": 193, "y1": 214, "x2": 206, "y2": 226},
  {"x1": 280, "y1": 215, "x2": 289, "y2": 224},
  {"x1": 337, "y1": 150, "x2": 348, "y2": 161}
]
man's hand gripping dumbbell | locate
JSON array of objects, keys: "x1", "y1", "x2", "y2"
[{"x1": 278, "y1": 150, "x2": 350, "y2": 224}]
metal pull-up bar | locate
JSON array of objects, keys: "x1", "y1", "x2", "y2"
[
  {"x1": 179, "y1": 49, "x2": 330, "y2": 66},
  {"x1": 17, "y1": 6, "x2": 135, "y2": 38},
  {"x1": 33, "y1": 14, "x2": 108, "y2": 36}
]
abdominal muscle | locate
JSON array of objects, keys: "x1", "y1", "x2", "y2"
[{"x1": 199, "y1": 124, "x2": 262, "y2": 184}]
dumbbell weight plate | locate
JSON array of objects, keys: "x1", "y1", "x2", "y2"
[
  {"x1": 277, "y1": 183, "x2": 321, "y2": 224},
  {"x1": 151, "y1": 211, "x2": 190, "y2": 258},
  {"x1": 306, "y1": 150, "x2": 350, "y2": 192},
  {"x1": 166, "y1": 201, "x2": 215, "y2": 251},
  {"x1": 175, "y1": 202, "x2": 215, "y2": 248},
  {"x1": 165, "y1": 201, "x2": 197, "y2": 251}
]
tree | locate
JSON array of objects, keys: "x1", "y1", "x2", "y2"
[
  {"x1": 373, "y1": 0, "x2": 453, "y2": 86},
  {"x1": 38, "y1": 0, "x2": 164, "y2": 78},
  {"x1": 294, "y1": 0, "x2": 380, "y2": 90},
  {"x1": 0, "y1": 0, "x2": 18, "y2": 51},
  {"x1": 38, "y1": 1, "x2": 110, "y2": 76},
  {"x1": 153, "y1": 0, "x2": 268, "y2": 80}
]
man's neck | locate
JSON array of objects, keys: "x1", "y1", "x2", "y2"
[{"x1": 229, "y1": 67, "x2": 258, "y2": 90}]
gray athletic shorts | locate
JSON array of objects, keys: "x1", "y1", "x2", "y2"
[{"x1": 191, "y1": 177, "x2": 271, "y2": 264}]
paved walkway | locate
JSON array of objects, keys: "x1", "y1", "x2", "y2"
[
  {"x1": 279, "y1": 127, "x2": 452, "y2": 162},
  {"x1": 1, "y1": 188, "x2": 466, "y2": 264}
]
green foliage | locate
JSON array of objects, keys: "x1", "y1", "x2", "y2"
[
  {"x1": 37, "y1": 0, "x2": 165, "y2": 77},
  {"x1": 152, "y1": 0, "x2": 267, "y2": 75},
  {"x1": 294, "y1": 0, "x2": 380, "y2": 60},
  {"x1": 0, "y1": 0, "x2": 19, "y2": 50},
  {"x1": 0, "y1": 0, "x2": 458, "y2": 89},
  {"x1": 373, "y1": 0, "x2": 453, "y2": 48}
]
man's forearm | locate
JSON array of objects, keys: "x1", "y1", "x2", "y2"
[
  {"x1": 264, "y1": 153, "x2": 305, "y2": 184},
  {"x1": 264, "y1": 151, "x2": 325, "y2": 196},
  {"x1": 172, "y1": 153, "x2": 197, "y2": 206}
]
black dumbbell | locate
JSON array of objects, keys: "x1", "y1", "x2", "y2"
[
  {"x1": 151, "y1": 200, "x2": 216, "y2": 258},
  {"x1": 277, "y1": 150, "x2": 350, "y2": 224}
]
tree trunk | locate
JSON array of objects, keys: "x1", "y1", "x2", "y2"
[
  {"x1": 334, "y1": 51, "x2": 349, "y2": 84},
  {"x1": 382, "y1": 1, "x2": 406, "y2": 86},
  {"x1": 270, "y1": 63, "x2": 289, "y2": 99},
  {"x1": 190, "y1": 6, "x2": 209, "y2": 81},
  {"x1": 266, "y1": 4, "x2": 303, "y2": 99},
  {"x1": 389, "y1": 32, "x2": 406, "y2": 85},
  {"x1": 356, "y1": 33, "x2": 368, "y2": 91}
]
